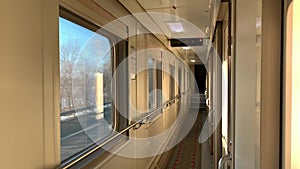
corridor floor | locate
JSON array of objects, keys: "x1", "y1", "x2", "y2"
[{"x1": 163, "y1": 109, "x2": 213, "y2": 169}]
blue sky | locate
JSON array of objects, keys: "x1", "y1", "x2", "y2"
[
  {"x1": 59, "y1": 17, "x2": 111, "y2": 64},
  {"x1": 59, "y1": 17, "x2": 93, "y2": 47}
]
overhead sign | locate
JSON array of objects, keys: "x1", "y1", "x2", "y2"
[{"x1": 170, "y1": 38, "x2": 203, "y2": 47}]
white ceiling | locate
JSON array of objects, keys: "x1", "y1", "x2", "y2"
[
  {"x1": 137, "y1": 0, "x2": 211, "y2": 38},
  {"x1": 114, "y1": 0, "x2": 215, "y2": 64},
  {"x1": 137, "y1": 0, "x2": 212, "y2": 64}
]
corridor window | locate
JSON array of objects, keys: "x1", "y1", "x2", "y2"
[
  {"x1": 148, "y1": 58, "x2": 156, "y2": 110},
  {"x1": 148, "y1": 58, "x2": 163, "y2": 110},
  {"x1": 169, "y1": 65, "x2": 175, "y2": 99},
  {"x1": 59, "y1": 17, "x2": 113, "y2": 161},
  {"x1": 156, "y1": 61, "x2": 162, "y2": 106},
  {"x1": 178, "y1": 67, "x2": 182, "y2": 94}
]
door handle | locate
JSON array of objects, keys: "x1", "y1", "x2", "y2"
[
  {"x1": 218, "y1": 154, "x2": 232, "y2": 169},
  {"x1": 206, "y1": 98, "x2": 210, "y2": 107}
]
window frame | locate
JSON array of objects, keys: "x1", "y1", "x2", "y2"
[
  {"x1": 147, "y1": 56, "x2": 163, "y2": 110},
  {"x1": 59, "y1": 7, "x2": 129, "y2": 168}
]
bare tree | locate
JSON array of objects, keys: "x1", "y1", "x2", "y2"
[
  {"x1": 60, "y1": 40, "x2": 80, "y2": 111},
  {"x1": 60, "y1": 37, "x2": 112, "y2": 112}
]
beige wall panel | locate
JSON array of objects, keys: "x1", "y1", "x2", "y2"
[
  {"x1": 42, "y1": 0, "x2": 60, "y2": 168},
  {"x1": 261, "y1": 0, "x2": 281, "y2": 168},
  {"x1": 0, "y1": 0, "x2": 58, "y2": 168},
  {"x1": 98, "y1": 156, "x2": 137, "y2": 169},
  {"x1": 166, "y1": 105, "x2": 177, "y2": 129},
  {"x1": 147, "y1": 116, "x2": 165, "y2": 137},
  {"x1": 235, "y1": 0, "x2": 257, "y2": 168}
]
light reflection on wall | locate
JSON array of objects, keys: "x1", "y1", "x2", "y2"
[
  {"x1": 286, "y1": 1, "x2": 300, "y2": 168},
  {"x1": 291, "y1": 1, "x2": 300, "y2": 168}
]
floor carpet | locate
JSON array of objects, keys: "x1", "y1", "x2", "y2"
[{"x1": 164, "y1": 109, "x2": 213, "y2": 169}]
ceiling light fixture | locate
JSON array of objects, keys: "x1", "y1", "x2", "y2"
[
  {"x1": 182, "y1": 46, "x2": 191, "y2": 50},
  {"x1": 206, "y1": 26, "x2": 210, "y2": 34},
  {"x1": 190, "y1": 59, "x2": 196, "y2": 63},
  {"x1": 166, "y1": 21, "x2": 185, "y2": 32}
]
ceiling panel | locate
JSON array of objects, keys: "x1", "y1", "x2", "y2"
[
  {"x1": 137, "y1": 0, "x2": 210, "y2": 9},
  {"x1": 146, "y1": 5, "x2": 209, "y2": 33},
  {"x1": 141, "y1": 11, "x2": 207, "y2": 39},
  {"x1": 118, "y1": 0, "x2": 213, "y2": 64},
  {"x1": 136, "y1": 0, "x2": 211, "y2": 38}
]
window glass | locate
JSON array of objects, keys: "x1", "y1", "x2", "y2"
[
  {"x1": 148, "y1": 58, "x2": 163, "y2": 110},
  {"x1": 148, "y1": 58, "x2": 156, "y2": 110},
  {"x1": 182, "y1": 69, "x2": 185, "y2": 93},
  {"x1": 59, "y1": 17, "x2": 113, "y2": 161},
  {"x1": 156, "y1": 61, "x2": 162, "y2": 106},
  {"x1": 169, "y1": 65, "x2": 175, "y2": 99},
  {"x1": 178, "y1": 66, "x2": 182, "y2": 94}
]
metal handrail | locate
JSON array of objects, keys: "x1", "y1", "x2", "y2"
[
  {"x1": 59, "y1": 97, "x2": 179, "y2": 169},
  {"x1": 218, "y1": 154, "x2": 232, "y2": 169}
]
